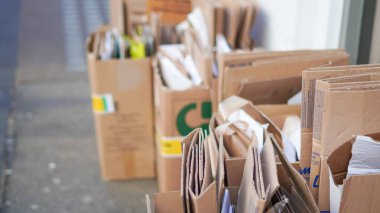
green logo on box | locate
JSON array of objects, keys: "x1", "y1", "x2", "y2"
[{"x1": 176, "y1": 101, "x2": 212, "y2": 136}]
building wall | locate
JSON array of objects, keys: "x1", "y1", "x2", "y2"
[{"x1": 253, "y1": 0, "x2": 345, "y2": 50}]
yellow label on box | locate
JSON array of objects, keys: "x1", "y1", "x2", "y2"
[
  {"x1": 92, "y1": 93, "x2": 115, "y2": 114},
  {"x1": 92, "y1": 96, "x2": 105, "y2": 111},
  {"x1": 160, "y1": 137, "x2": 182, "y2": 156}
]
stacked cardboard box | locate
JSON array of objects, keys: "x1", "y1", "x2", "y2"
[
  {"x1": 301, "y1": 64, "x2": 380, "y2": 184},
  {"x1": 301, "y1": 64, "x2": 380, "y2": 211},
  {"x1": 154, "y1": 45, "x2": 212, "y2": 192}
]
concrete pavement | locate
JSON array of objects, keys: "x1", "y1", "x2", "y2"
[{"x1": 2, "y1": 0, "x2": 157, "y2": 212}]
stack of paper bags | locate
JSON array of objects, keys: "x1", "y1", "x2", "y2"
[
  {"x1": 146, "y1": 128, "x2": 220, "y2": 213},
  {"x1": 213, "y1": 97, "x2": 317, "y2": 212},
  {"x1": 181, "y1": 129, "x2": 219, "y2": 213},
  {"x1": 147, "y1": 96, "x2": 319, "y2": 212},
  {"x1": 211, "y1": 96, "x2": 292, "y2": 188},
  {"x1": 217, "y1": 50, "x2": 349, "y2": 108},
  {"x1": 301, "y1": 64, "x2": 380, "y2": 212}
]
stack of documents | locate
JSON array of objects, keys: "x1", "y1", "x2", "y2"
[
  {"x1": 181, "y1": 129, "x2": 218, "y2": 213},
  {"x1": 347, "y1": 135, "x2": 380, "y2": 177}
]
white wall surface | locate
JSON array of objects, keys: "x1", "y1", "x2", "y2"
[
  {"x1": 370, "y1": 1, "x2": 380, "y2": 63},
  {"x1": 253, "y1": 0, "x2": 345, "y2": 50}
]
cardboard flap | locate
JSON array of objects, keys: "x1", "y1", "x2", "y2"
[
  {"x1": 190, "y1": 182, "x2": 218, "y2": 213},
  {"x1": 328, "y1": 132, "x2": 380, "y2": 186},
  {"x1": 260, "y1": 137, "x2": 280, "y2": 200},
  {"x1": 339, "y1": 175, "x2": 380, "y2": 213},
  {"x1": 218, "y1": 96, "x2": 285, "y2": 148},
  {"x1": 257, "y1": 104, "x2": 300, "y2": 130},
  {"x1": 219, "y1": 50, "x2": 349, "y2": 102},
  {"x1": 153, "y1": 191, "x2": 184, "y2": 213},
  {"x1": 327, "y1": 140, "x2": 354, "y2": 185},
  {"x1": 236, "y1": 143, "x2": 265, "y2": 213},
  {"x1": 270, "y1": 134, "x2": 319, "y2": 212},
  {"x1": 238, "y1": 75, "x2": 301, "y2": 105},
  {"x1": 223, "y1": 186, "x2": 240, "y2": 205},
  {"x1": 225, "y1": 157, "x2": 246, "y2": 187}
]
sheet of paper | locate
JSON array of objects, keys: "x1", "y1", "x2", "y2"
[
  {"x1": 229, "y1": 205, "x2": 235, "y2": 213},
  {"x1": 160, "y1": 44, "x2": 186, "y2": 63},
  {"x1": 281, "y1": 134, "x2": 297, "y2": 163},
  {"x1": 183, "y1": 55, "x2": 202, "y2": 85},
  {"x1": 160, "y1": 57, "x2": 193, "y2": 91},
  {"x1": 187, "y1": 7, "x2": 210, "y2": 51},
  {"x1": 282, "y1": 115, "x2": 301, "y2": 160},
  {"x1": 347, "y1": 135, "x2": 380, "y2": 178},
  {"x1": 99, "y1": 30, "x2": 115, "y2": 60},
  {"x1": 287, "y1": 91, "x2": 302, "y2": 105},
  {"x1": 216, "y1": 34, "x2": 232, "y2": 54}
]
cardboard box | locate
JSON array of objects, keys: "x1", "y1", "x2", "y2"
[
  {"x1": 155, "y1": 127, "x2": 182, "y2": 192},
  {"x1": 154, "y1": 69, "x2": 212, "y2": 137},
  {"x1": 327, "y1": 133, "x2": 380, "y2": 213},
  {"x1": 301, "y1": 64, "x2": 380, "y2": 184},
  {"x1": 217, "y1": 50, "x2": 349, "y2": 106},
  {"x1": 309, "y1": 73, "x2": 380, "y2": 211},
  {"x1": 153, "y1": 58, "x2": 212, "y2": 192},
  {"x1": 86, "y1": 32, "x2": 155, "y2": 180}
]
